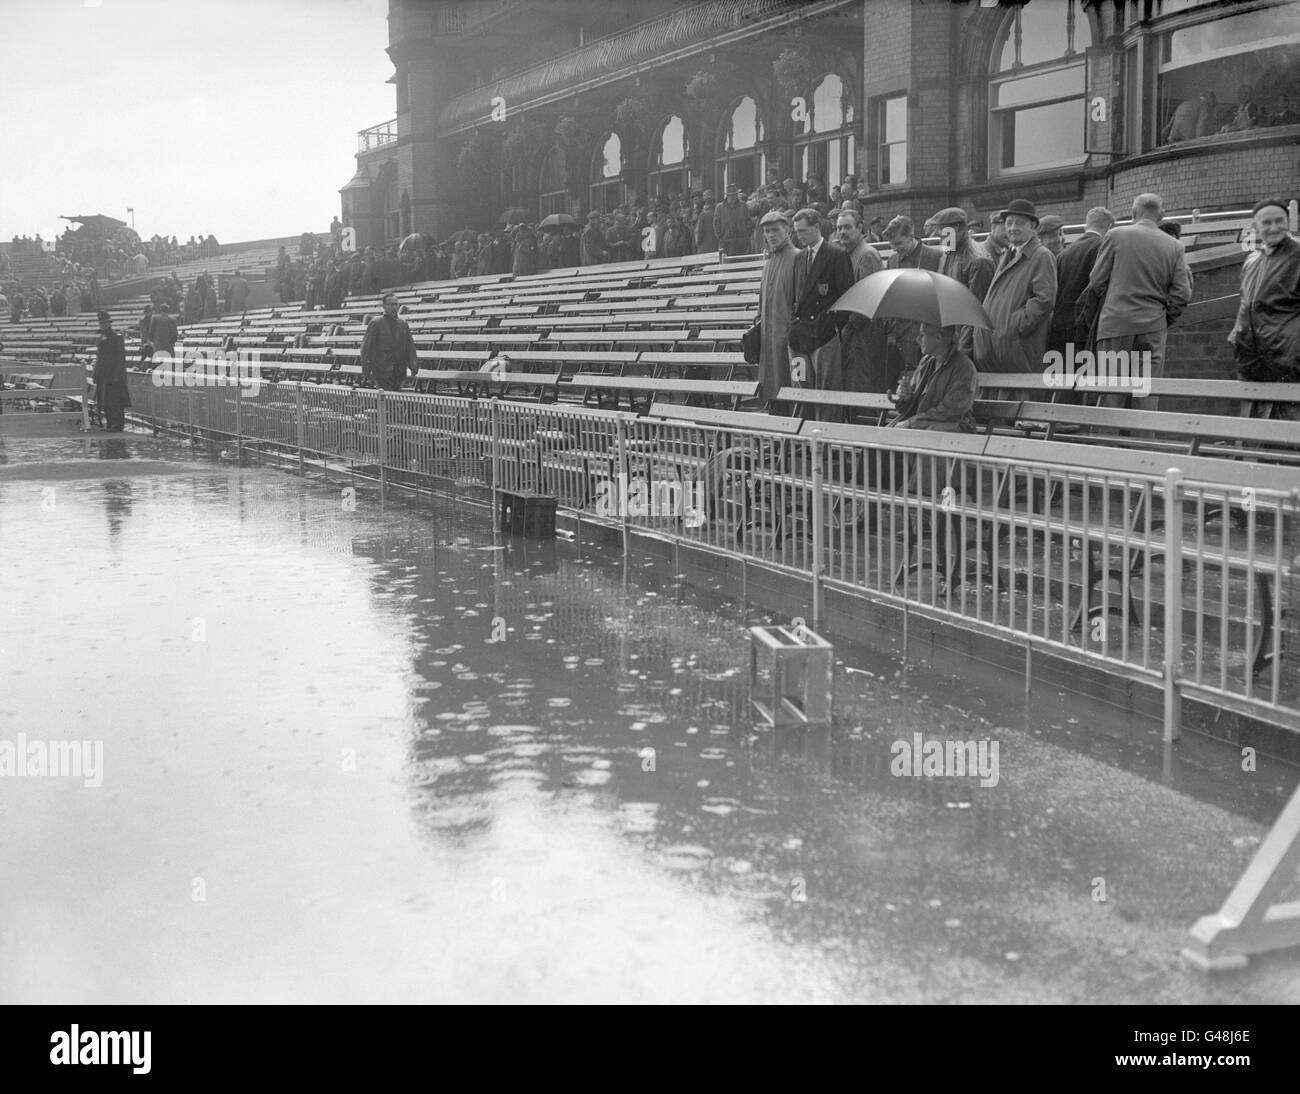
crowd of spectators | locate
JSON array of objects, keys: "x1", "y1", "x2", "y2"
[
  {"x1": 746, "y1": 191, "x2": 1213, "y2": 433},
  {"x1": 2, "y1": 271, "x2": 102, "y2": 323}
]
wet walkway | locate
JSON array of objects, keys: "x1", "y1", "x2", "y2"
[{"x1": 1, "y1": 429, "x2": 1297, "y2": 1002}]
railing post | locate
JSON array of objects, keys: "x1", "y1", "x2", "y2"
[
  {"x1": 376, "y1": 390, "x2": 387, "y2": 505},
  {"x1": 81, "y1": 373, "x2": 91, "y2": 432},
  {"x1": 1163, "y1": 468, "x2": 1184, "y2": 743},
  {"x1": 616, "y1": 416, "x2": 629, "y2": 560},
  {"x1": 234, "y1": 380, "x2": 243, "y2": 458},
  {"x1": 490, "y1": 398, "x2": 501, "y2": 505},
  {"x1": 295, "y1": 383, "x2": 304, "y2": 476},
  {"x1": 810, "y1": 431, "x2": 824, "y2": 631}
]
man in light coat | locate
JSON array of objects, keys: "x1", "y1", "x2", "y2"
[
  {"x1": 1080, "y1": 191, "x2": 1192, "y2": 405},
  {"x1": 973, "y1": 198, "x2": 1057, "y2": 396}
]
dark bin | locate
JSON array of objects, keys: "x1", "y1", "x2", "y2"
[{"x1": 499, "y1": 490, "x2": 557, "y2": 538}]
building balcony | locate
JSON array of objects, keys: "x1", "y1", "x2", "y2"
[
  {"x1": 357, "y1": 119, "x2": 398, "y2": 154},
  {"x1": 436, "y1": 0, "x2": 855, "y2": 134}
]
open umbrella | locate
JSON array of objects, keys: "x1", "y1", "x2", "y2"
[
  {"x1": 497, "y1": 207, "x2": 530, "y2": 226},
  {"x1": 443, "y1": 229, "x2": 478, "y2": 245},
  {"x1": 538, "y1": 213, "x2": 577, "y2": 229},
  {"x1": 830, "y1": 268, "x2": 991, "y2": 329}
]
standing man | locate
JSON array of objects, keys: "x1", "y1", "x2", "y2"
[
  {"x1": 786, "y1": 207, "x2": 854, "y2": 421},
  {"x1": 227, "y1": 269, "x2": 250, "y2": 314},
  {"x1": 1080, "y1": 192, "x2": 1191, "y2": 404},
  {"x1": 1036, "y1": 215, "x2": 1066, "y2": 259},
  {"x1": 1229, "y1": 197, "x2": 1300, "y2": 418},
  {"x1": 149, "y1": 303, "x2": 179, "y2": 363},
  {"x1": 752, "y1": 209, "x2": 800, "y2": 408},
  {"x1": 834, "y1": 208, "x2": 887, "y2": 394},
  {"x1": 882, "y1": 215, "x2": 942, "y2": 390},
  {"x1": 1049, "y1": 205, "x2": 1115, "y2": 357},
  {"x1": 931, "y1": 207, "x2": 994, "y2": 357},
  {"x1": 714, "y1": 184, "x2": 753, "y2": 257},
  {"x1": 580, "y1": 211, "x2": 607, "y2": 266},
  {"x1": 93, "y1": 311, "x2": 131, "y2": 432},
  {"x1": 973, "y1": 199, "x2": 1057, "y2": 390},
  {"x1": 979, "y1": 211, "x2": 1010, "y2": 266},
  {"x1": 360, "y1": 293, "x2": 417, "y2": 392}
]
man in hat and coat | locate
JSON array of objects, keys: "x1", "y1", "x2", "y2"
[
  {"x1": 93, "y1": 311, "x2": 131, "y2": 432},
  {"x1": 973, "y1": 198, "x2": 1057, "y2": 391}
]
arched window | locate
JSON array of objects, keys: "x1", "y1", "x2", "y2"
[
  {"x1": 795, "y1": 74, "x2": 857, "y2": 192},
  {"x1": 539, "y1": 145, "x2": 568, "y2": 217},
  {"x1": 716, "y1": 96, "x2": 766, "y2": 194},
  {"x1": 989, "y1": 0, "x2": 1090, "y2": 173},
  {"x1": 648, "y1": 115, "x2": 689, "y2": 200},
  {"x1": 590, "y1": 132, "x2": 626, "y2": 213}
]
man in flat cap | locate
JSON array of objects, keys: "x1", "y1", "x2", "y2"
[
  {"x1": 973, "y1": 198, "x2": 1057, "y2": 392},
  {"x1": 931, "y1": 207, "x2": 993, "y2": 357},
  {"x1": 883, "y1": 215, "x2": 942, "y2": 389},
  {"x1": 751, "y1": 208, "x2": 801, "y2": 408},
  {"x1": 1036, "y1": 214, "x2": 1066, "y2": 258}
]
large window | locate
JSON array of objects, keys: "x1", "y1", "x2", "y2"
[
  {"x1": 590, "y1": 132, "x2": 626, "y2": 212},
  {"x1": 716, "y1": 96, "x2": 766, "y2": 194},
  {"x1": 875, "y1": 93, "x2": 907, "y2": 187},
  {"x1": 1156, "y1": 3, "x2": 1300, "y2": 147},
  {"x1": 795, "y1": 74, "x2": 856, "y2": 188},
  {"x1": 648, "y1": 115, "x2": 689, "y2": 200},
  {"x1": 539, "y1": 146, "x2": 568, "y2": 217},
  {"x1": 989, "y1": 0, "x2": 1090, "y2": 173}
]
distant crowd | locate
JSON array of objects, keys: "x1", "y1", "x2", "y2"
[{"x1": 1163, "y1": 82, "x2": 1299, "y2": 144}]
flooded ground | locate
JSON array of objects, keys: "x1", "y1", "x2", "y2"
[{"x1": 2, "y1": 428, "x2": 1298, "y2": 1003}]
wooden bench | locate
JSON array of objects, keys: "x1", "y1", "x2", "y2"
[{"x1": 566, "y1": 374, "x2": 758, "y2": 413}]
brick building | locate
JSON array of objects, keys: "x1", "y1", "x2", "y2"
[{"x1": 341, "y1": 0, "x2": 1300, "y2": 247}]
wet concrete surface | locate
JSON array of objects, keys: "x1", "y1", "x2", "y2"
[{"x1": 1, "y1": 429, "x2": 1298, "y2": 1003}]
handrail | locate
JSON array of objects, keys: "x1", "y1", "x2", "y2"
[{"x1": 357, "y1": 119, "x2": 398, "y2": 153}]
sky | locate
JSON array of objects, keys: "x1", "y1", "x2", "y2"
[{"x1": 0, "y1": 0, "x2": 396, "y2": 245}]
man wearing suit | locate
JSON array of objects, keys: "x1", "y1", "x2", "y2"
[
  {"x1": 786, "y1": 207, "x2": 855, "y2": 421},
  {"x1": 1081, "y1": 192, "x2": 1192, "y2": 405},
  {"x1": 883, "y1": 215, "x2": 942, "y2": 388},
  {"x1": 973, "y1": 199, "x2": 1057, "y2": 396}
]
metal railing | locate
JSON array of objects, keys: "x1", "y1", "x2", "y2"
[
  {"x1": 357, "y1": 119, "x2": 398, "y2": 153},
  {"x1": 124, "y1": 373, "x2": 1300, "y2": 735}
]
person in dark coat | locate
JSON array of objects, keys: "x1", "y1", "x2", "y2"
[
  {"x1": 50, "y1": 286, "x2": 66, "y2": 316},
  {"x1": 512, "y1": 226, "x2": 538, "y2": 275},
  {"x1": 359, "y1": 293, "x2": 418, "y2": 391},
  {"x1": 1050, "y1": 205, "x2": 1115, "y2": 357},
  {"x1": 149, "y1": 303, "x2": 179, "y2": 361},
  {"x1": 93, "y1": 311, "x2": 131, "y2": 431},
  {"x1": 883, "y1": 215, "x2": 943, "y2": 388},
  {"x1": 1230, "y1": 197, "x2": 1300, "y2": 418},
  {"x1": 786, "y1": 207, "x2": 855, "y2": 421}
]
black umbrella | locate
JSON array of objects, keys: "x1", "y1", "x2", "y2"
[{"x1": 538, "y1": 213, "x2": 577, "y2": 229}]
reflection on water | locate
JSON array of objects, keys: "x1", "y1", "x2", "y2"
[{"x1": 1, "y1": 434, "x2": 1297, "y2": 1003}]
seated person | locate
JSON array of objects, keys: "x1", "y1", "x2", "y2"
[{"x1": 888, "y1": 323, "x2": 978, "y2": 433}]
